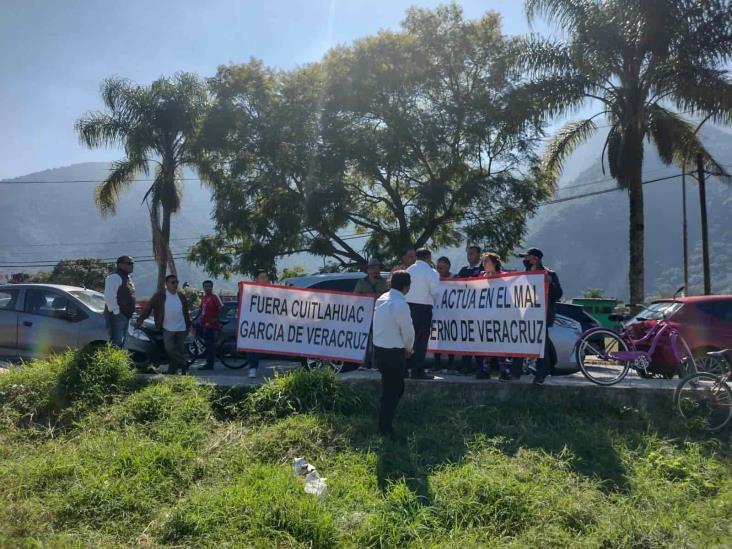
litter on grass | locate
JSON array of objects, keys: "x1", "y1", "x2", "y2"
[{"x1": 292, "y1": 457, "x2": 328, "y2": 498}]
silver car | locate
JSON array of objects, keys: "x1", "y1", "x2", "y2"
[{"x1": 0, "y1": 284, "x2": 109, "y2": 359}]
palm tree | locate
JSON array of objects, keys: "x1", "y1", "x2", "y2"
[
  {"x1": 75, "y1": 73, "x2": 208, "y2": 290},
  {"x1": 515, "y1": 0, "x2": 732, "y2": 306}
]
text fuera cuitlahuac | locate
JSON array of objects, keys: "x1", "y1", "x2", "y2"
[{"x1": 248, "y1": 294, "x2": 367, "y2": 323}]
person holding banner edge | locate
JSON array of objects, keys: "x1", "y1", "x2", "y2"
[
  {"x1": 373, "y1": 270, "x2": 414, "y2": 436},
  {"x1": 518, "y1": 248, "x2": 563, "y2": 384},
  {"x1": 405, "y1": 248, "x2": 440, "y2": 380},
  {"x1": 478, "y1": 252, "x2": 523, "y2": 381},
  {"x1": 247, "y1": 269, "x2": 271, "y2": 379}
]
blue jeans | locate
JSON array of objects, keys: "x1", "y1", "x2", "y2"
[
  {"x1": 106, "y1": 312, "x2": 129, "y2": 347},
  {"x1": 248, "y1": 352, "x2": 260, "y2": 370}
]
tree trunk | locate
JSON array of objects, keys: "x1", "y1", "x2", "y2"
[
  {"x1": 627, "y1": 162, "x2": 644, "y2": 309},
  {"x1": 149, "y1": 202, "x2": 167, "y2": 292},
  {"x1": 160, "y1": 205, "x2": 174, "y2": 290}
]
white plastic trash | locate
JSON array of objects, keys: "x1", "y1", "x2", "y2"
[
  {"x1": 292, "y1": 457, "x2": 316, "y2": 477},
  {"x1": 304, "y1": 470, "x2": 328, "y2": 498}
]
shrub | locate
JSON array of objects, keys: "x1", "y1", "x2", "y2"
[
  {"x1": 246, "y1": 368, "x2": 363, "y2": 419},
  {"x1": 0, "y1": 345, "x2": 134, "y2": 435},
  {"x1": 157, "y1": 463, "x2": 338, "y2": 548}
]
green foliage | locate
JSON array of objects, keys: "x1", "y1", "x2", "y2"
[
  {"x1": 514, "y1": 0, "x2": 732, "y2": 305},
  {"x1": 46, "y1": 258, "x2": 113, "y2": 291},
  {"x1": 190, "y1": 5, "x2": 551, "y2": 276},
  {"x1": 178, "y1": 286, "x2": 201, "y2": 310},
  {"x1": 246, "y1": 368, "x2": 364, "y2": 419},
  {"x1": 1, "y1": 367, "x2": 731, "y2": 547},
  {"x1": 157, "y1": 464, "x2": 339, "y2": 547},
  {"x1": 75, "y1": 73, "x2": 209, "y2": 291},
  {"x1": 583, "y1": 288, "x2": 605, "y2": 298},
  {"x1": 0, "y1": 345, "x2": 133, "y2": 434},
  {"x1": 279, "y1": 264, "x2": 306, "y2": 281}
]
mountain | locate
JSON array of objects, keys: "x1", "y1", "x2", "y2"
[
  {"x1": 0, "y1": 163, "x2": 229, "y2": 295},
  {"x1": 518, "y1": 126, "x2": 732, "y2": 301},
  {"x1": 2, "y1": 125, "x2": 731, "y2": 300}
]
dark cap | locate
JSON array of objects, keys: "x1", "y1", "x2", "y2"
[
  {"x1": 367, "y1": 258, "x2": 381, "y2": 267},
  {"x1": 518, "y1": 247, "x2": 543, "y2": 259}
]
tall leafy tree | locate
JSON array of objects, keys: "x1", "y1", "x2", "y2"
[
  {"x1": 76, "y1": 73, "x2": 208, "y2": 290},
  {"x1": 514, "y1": 0, "x2": 732, "y2": 305},
  {"x1": 191, "y1": 5, "x2": 552, "y2": 276}
]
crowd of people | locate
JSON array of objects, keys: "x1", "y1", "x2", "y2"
[
  {"x1": 102, "y1": 245, "x2": 563, "y2": 437},
  {"x1": 358, "y1": 245, "x2": 562, "y2": 436}
]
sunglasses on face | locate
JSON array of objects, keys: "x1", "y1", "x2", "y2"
[
  {"x1": 168, "y1": 280, "x2": 179, "y2": 285},
  {"x1": 121, "y1": 261, "x2": 134, "y2": 265}
]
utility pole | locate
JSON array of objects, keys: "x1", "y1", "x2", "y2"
[
  {"x1": 681, "y1": 171, "x2": 689, "y2": 294},
  {"x1": 696, "y1": 153, "x2": 711, "y2": 295}
]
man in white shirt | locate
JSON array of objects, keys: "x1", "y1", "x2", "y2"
[
  {"x1": 103, "y1": 255, "x2": 136, "y2": 347},
  {"x1": 372, "y1": 270, "x2": 414, "y2": 436},
  {"x1": 136, "y1": 274, "x2": 192, "y2": 374},
  {"x1": 405, "y1": 248, "x2": 440, "y2": 379}
]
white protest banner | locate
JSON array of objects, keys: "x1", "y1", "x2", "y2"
[
  {"x1": 236, "y1": 282, "x2": 376, "y2": 363},
  {"x1": 428, "y1": 272, "x2": 548, "y2": 358}
]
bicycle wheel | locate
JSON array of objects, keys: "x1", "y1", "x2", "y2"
[
  {"x1": 303, "y1": 357, "x2": 345, "y2": 374},
  {"x1": 576, "y1": 329, "x2": 631, "y2": 385},
  {"x1": 674, "y1": 372, "x2": 732, "y2": 431},
  {"x1": 217, "y1": 336, "x2": 250, "y2": 369},
  {"x1": 675, "y1": 335, "x2": 698, "y2": 378}
]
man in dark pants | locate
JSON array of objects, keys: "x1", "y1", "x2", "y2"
[
  {"x1": 519, "y1": 248, "x2": 563, "y2": 384},
  {"x1": 405, "y1": 248, "x2": 440, "y2": 380},
  {"x1": 457, "y1": 245, "x2": 485, "y2": 375},
  {"x1": 373, "y1": 271, "x2": 414, "y2": 436},
  {"x1": 197, "y1": 280, "x2": 223, "y2": 371}
]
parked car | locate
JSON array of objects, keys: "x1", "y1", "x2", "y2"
[
  {"x1": 0, "y1": 284, "x2": 108, "y2": 359},
  {"x1": 556, "y1": 302, "x2": 600, "y2": 333},
  {"x1": 623, "y1": 295, "x2": 732, "y2": 373},
  {"x1": 282, "y1": 272, "x2": 581, "y2": 374}
]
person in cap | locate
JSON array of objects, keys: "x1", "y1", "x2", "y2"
[
  {"x1": 518, "y1": 247, "x2": 563, "y2": 384},
  {"x1": 354, "y1": 258, "x2": 387, "y2": 296},
  {"x1": 103, "y1": 255, "x2": 136, "y2": 347}
]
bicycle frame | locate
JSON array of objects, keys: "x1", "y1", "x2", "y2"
[{"x1": 575, "y1": 319, "x2": 690, "y2": 367}]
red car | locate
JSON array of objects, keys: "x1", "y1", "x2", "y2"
[{"x1": 624, "y1": 295, "x2": 732, "y2": 375}]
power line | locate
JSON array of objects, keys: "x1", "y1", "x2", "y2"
[
  {"x1": 0, "y1": 177, "x2": 202, "y2": 185},
  {"x1": 0, "y1": 236, "x2": 203, "y2": 250},
  {"x1": 0, "y1": 255, "x2": 189, "y2": 269}
]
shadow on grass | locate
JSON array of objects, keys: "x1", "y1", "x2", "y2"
[{"x1": 333, "y1": 381, "x2": 707, "y2": 497}]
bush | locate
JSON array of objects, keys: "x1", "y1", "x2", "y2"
[
  {"x1": 157, "y1": 463, "x2": 338, "y2": 548},
  {"x1": 0, "y1": 345, "x2": 134, "y2": 434},
  {"x1": 246, "y1": 368, "x2": 363, "y2": 419}
]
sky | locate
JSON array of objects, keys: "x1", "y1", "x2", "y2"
[{"x1": 0, "y1": 0, "x2": 554, "y2": 180}]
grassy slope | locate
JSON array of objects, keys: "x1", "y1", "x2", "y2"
[{"x1": 0, "y1": 348, "x2": 731, "y2": 548}]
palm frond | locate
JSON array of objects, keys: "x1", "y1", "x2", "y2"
[
  {"x1": 525, "y1": 0, "x2": 590, "y2": 30},
  {"x1": 95, "y1": 158, "x2": 146, "y2": 216},
  {"x1": 508, "y1": 74, "x2": 598, "y2": 123},
  {"x1": 508, "y1": 36, "x2": 575, "y2": 79},
  {"x1": 75, "y1": 113, "x2": 132, "y2": 149},
  {"x1": 647, "y1": 105, "x2": 730, "y2": 181},
  {"x1": 671, "y1": 66, "x2": 732, "y2": 125},
  {"x1": 541, "y1": 119, "x2": 598, "y2": 183}
]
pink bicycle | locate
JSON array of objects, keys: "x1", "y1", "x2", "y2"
[{"x1": 575, "y1": 316, "x2": 697, "y2": 386}]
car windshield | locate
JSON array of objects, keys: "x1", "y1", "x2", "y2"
[
  {"x1": 69, "y1": 290, "x2": 106, "y2": 313},
  {"x1": 630, "y1": 301, "x2": 682, "y2": 322}
]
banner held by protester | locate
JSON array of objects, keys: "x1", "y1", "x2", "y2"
[
  {"x1": 429, "y1": 272, "x2": 548, "y2": 358},
  {"x1": 236, "y1": 282, "x2": 376, "y2": 363}
]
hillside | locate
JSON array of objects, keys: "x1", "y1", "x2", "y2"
[
  {"x1": 0, "y1": 163, "x2": 229, "y2": 295},
  {"x1": 1, "y1": 125, "x2": 730, "y2": 300},
  {"x1": 519, "y1": 126, "x2": 732, "y2": 300}
]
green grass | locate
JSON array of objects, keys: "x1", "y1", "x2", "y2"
[{"x1": 1, "y1": 352, "x2": 731, "y2": 547}]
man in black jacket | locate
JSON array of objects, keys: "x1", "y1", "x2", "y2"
[{"x1": 519, "y1": 248, "x2": 563, "y2": 384}]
